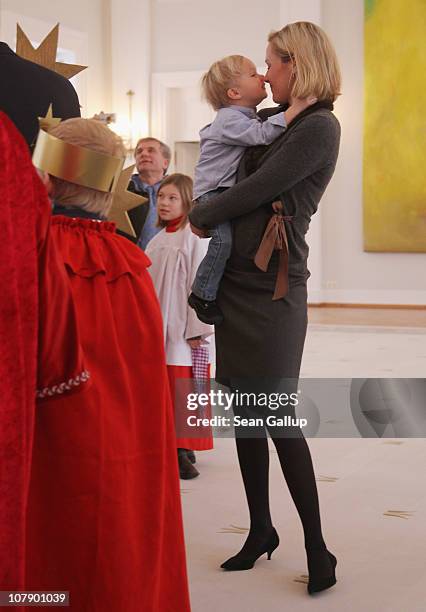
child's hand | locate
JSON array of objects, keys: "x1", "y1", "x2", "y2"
[
  {"x1": 187, "y1": 336, "x2": 203, "y2": 349},
  {"x1": 284, "y1": 96, "x2": 318, "y2": 125},
  {"x1": 306, "y1": 95, "x2": 319, "y2": 105},
  {"x1": 292, "y1": 96, "x2": 318, "y2": 111}
]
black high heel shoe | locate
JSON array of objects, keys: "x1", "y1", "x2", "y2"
[
  {"x1": 220, "y1": 528, "x2": 280, "y2": 571},
  {"x1": 307, "y1": 550, "x2": 337, "y2": 595}
]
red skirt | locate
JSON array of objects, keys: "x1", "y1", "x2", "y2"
[
  {"x1": 167, "y1": 365, "x2": 213, "y2": 451},
  {"x1": 26, "y1": 218, "x2": 190, "y2": 612}
]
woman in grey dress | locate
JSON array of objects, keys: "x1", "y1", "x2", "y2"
[{"x1": 189, "y1": 22, "x2": 341, "y2": 595}]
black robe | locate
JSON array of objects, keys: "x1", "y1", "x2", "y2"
[{"x1": 0, "y1": 42, "x2": 80, "y2": 146}]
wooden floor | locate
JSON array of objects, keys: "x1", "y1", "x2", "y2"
[{"x1": 308, "y1": 306, "x2": 426, "y2": 327}]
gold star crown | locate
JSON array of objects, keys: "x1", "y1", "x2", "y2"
[
  {"x1": 16, "y1": 23, "x2": 87, "y2": 79},
  {"x1": 33, "y1": 110, "x2": 147, "y2": 237}
]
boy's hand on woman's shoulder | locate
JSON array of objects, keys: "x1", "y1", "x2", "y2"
[{"x1": 284, "y1": 96, "x2": 318, "y2": 125}]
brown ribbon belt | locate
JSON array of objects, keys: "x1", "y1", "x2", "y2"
[{"x1": 254, "y1": 201, "x2": 292, "y2": 300}]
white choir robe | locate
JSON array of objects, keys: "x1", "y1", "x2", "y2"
[{"x1": 145, "y1": 223, "x2": 214, "y2": 366}]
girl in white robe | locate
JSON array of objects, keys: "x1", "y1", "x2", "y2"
[{"x1": 146, "y1": 173, "x2": 214, "y2": 479}]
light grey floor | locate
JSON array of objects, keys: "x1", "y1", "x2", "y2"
[{"x1": 182, "y1": 324, "x2": 426, "y2": 612}]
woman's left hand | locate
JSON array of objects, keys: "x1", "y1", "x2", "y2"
[{"x1": 190, "y1": 222, "x2": 209, "y2": 238}]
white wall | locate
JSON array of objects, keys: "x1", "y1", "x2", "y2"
[
  {"x1": 109, "y1": 0, "x2": 151, "y2": 147},
  {"x1": 152, "y1": 0, "x2": 280, "y2": 72}
]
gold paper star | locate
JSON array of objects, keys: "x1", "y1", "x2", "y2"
[
  {"x1": 16, "y1": 23, "x2": 87, "y2": 80},
  {"x1": 108, "y1": 166, "x2": 147, "y2": 237},
  {"x1": 38, "y1": 104, "x2": 62, "y2": 131}
]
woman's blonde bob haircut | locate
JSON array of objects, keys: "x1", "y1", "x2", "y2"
[
  {"x1": 49, "y1": 118, "x2": 125, "y2": 216},
  {"x1": 268, "y1": 22, "x2": 341, "y2": 102},
  {"x1": 156, "y1": 173, "x2": 194, "y2": 231}
]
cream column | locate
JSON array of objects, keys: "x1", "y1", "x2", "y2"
[
  {"x1": 109, "y1": 0, "x2": 151, "y2": 149},
  {"x1": 278, "y1": 0, "x2": 324, "y2": 303}
]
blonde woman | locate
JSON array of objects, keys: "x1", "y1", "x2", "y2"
[
  {"x1": 188, "y1": 54, "x2": 316, "y2": 324},
  {"x1": 190, "y1": 22, "x2": 341, "y2": 595}
]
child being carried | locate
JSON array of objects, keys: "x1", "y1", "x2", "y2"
[{"x1": 188, "y1": 54, "x2": 315, "y2": 325}]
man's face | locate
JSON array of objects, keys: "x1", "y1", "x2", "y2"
[{"x1": 135, "y1": 140, "x2": 169, "y2": 176}]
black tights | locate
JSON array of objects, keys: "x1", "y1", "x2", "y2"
[
  {"x1": 227, "y1": 380, "x2": 333, "y2": 578},
  {"x1": 235, "y1": 433, "x2": 326, "y2": 551},
  {"x1": 229, "y1": 375, "x2": 327, "y2": 554}
]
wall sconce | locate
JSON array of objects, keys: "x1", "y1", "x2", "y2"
[
  {"x1": 105, "y1": 90, "x2": 148, "y2": 155},
  {"x1": 126, "y1": 89, "x2": 135, "y2": 150}
]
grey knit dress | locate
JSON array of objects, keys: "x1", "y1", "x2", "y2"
[{"x1": 189, "y1": 103, "x2": 341, "y2": 387}]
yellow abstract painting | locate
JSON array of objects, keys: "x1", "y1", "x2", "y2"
[{"x1": 363, "y1": 0, "x2": 426, "y2": 252}]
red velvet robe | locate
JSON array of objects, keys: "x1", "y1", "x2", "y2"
[
  {"x1": 0, "y1": 113, "x2": 85, "y2": 593},
  {"x1": 25, "y1": 215, "x2": 191, "y2": 611}
]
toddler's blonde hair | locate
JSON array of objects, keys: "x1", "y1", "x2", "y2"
[{"x1": 201, "y1": 55, "x2": 247, "y2": 111}]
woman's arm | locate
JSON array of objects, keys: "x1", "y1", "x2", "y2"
[{"x1": 189, "y1": 113, "x2": 340, "y2": 229}]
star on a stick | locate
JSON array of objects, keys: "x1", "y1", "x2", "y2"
[
  {"x1": 38, "y1": 104, "x2": 62, "y2": 131},
  {"x1": 16, "y1": 23, "x2": 87, "y2": 79},
  {"x1": 108, "y1": 166, "x2": 147, "y2": 237}
]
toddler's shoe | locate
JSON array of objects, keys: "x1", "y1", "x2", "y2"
[{"x1": 188, "y1": 292, "x2": 224, "y2": 325}]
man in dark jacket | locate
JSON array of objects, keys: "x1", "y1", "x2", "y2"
[
  {"x1": 126, "y1": 137, "x2": 171, "y2": 247},
  {"x1": 0, "y1": 42, "x2": 80, "y2": 146}
]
